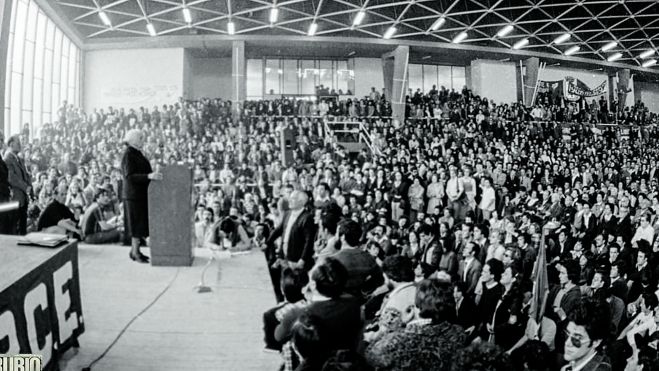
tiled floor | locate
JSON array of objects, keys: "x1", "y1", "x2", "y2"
[{"x1": 59, "y1": 244, "x2": 280, "y2": 371}]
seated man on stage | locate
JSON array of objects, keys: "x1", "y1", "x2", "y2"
[
  {"x1": 36, "y1": 186, "x2": 82, "y2": 238},
  {"x1": 80, "y1": 188, "x2": 122, "y2": 244}
]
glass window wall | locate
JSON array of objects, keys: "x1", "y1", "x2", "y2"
[{"x1": 4, "y1": 0, "x2": 82, "y2": 136}]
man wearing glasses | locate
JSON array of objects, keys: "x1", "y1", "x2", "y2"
[{"x1": 561, "y1": 300, "x2": 612, "y2": 371}]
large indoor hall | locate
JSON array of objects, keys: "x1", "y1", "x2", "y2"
[{"x1": 1, "y1": 0, "x2": 659, "y2": 370}]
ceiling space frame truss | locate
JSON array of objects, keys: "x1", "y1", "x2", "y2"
[{"x1": 53, "y1": 0, "x2": 659, "y2": 70}]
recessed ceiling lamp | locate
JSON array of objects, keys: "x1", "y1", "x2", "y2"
[
  {"x1": 308, "y1": 22, "x2": 318, "y2": 36},
  {"x1": 639, "y1": 49, "x2": 654, "y2": 59},
  {"x1": 270, "y1": 7, "x2": 279, "y2": 23},
  {"x1": 553, "y1": 33, "x2": 571, "y2": 44},
  {"x1": 601, "y1": 41, "x2": 617, "y2": 52},
  {"x1": 383, "y1": 26, "x2": 397, "y2": 39},
  {"x1": 564, "y1": 45, "x2": 580, "y2": 55},
  {"x1": 642, "y1": 59, "x2": 657, "y2": 68},
  {"x1": 99, "y1": 10, "x2": 111, "y2": 26},
  {"x1": 430, "y1": 16, "x2": 445, "y2": 31},
  {"x1": 453, "y1": 31, "x2": 468, "y2": 43},
  {"x1": 353, "y1": 10, "x2": 365, "y2": 26},
  {"x1": 146, "y1": 22, "x2": 157, "y2": 36},
  {"x1": 513, "y1": 38, "x2": 529, "y2": 49},
  {"x1": 607, "y1": 52, "x2": 622, "y2": 62},
  {"x1": 497, "y1": 24, "x2": 514, "y2": 38},
  {"x1": 182, "y1": 7, "x2": 192, "y2": 23}
]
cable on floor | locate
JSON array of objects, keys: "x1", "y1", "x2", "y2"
[{"x1": 81, "y1": 268, "x2": 181, "y2": 371}]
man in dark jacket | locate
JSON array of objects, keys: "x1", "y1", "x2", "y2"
[
  {"x1": 333, "y1": 219, "x2": 384, "y2": 300},
  {"x1": 0, "y1": 132, "x2": 14, "y2": 234}
]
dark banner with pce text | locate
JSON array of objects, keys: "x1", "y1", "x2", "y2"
[{"x1": 0, "y1": 242, "x2": 84, "y2": 371}]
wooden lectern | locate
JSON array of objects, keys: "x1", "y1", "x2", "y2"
[{"x1": 147, "y1": 165, "x2": 194, "y2": 266}]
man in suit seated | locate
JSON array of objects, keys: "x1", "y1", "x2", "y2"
[{"x1": 458, "y1": 242, "x2": 483, "y2": 298}]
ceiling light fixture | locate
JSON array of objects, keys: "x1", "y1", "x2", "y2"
[
  {"x1": 383, "y1": 26, "x2": 396, "y2": 39},
  {"x1": 270, "y1": 7, "x2": 278, "y2": 23},
  {"x1": 430, "y1": 16, "x2": 445, "y2": 31},
  {"x1": 639, "y1": 49, "x2": 654, "y2": 59},
  {"x1": 99, "y1": 10, "x2": 111, "y2": 26},
  {"x1": 642, "y1": 59, "x2": 657, "y2": 68},
  {"x1": 182, "y1": 7, "x2": 192, "y2": 23},
  {"x1": 146, "y1": 22, "x2": 157, "y2": 36},
  {"x1": 308, "y1": 22, "x2": 318, "y2": 36},
  {"x1": 513, "y1": 38, "x2": 529, "y2": 50},
  {"x1": 497, "y1": 24, "x2": 514, "y2": 38},
  {"x1": 453, "y1": 31, "x2": 468, "y2": 43},
  {"x1": 607, "y1": 52, "x2": 622, "y2": 62},
  {"x1": 564, "y1": 45, "x2": 580, "y2": 56},
  {"x1": 553, "y1": 33, "x2": 571, "y2": 44},
  {"x1": 353, "y1": 10, "x2": 365, "y2": 26},
  {"x1": 227, "y1": 20, "x2": 235, "y2": 35},
  {"x1": 601, "y1": 41, "x2": 617, "y2": 51}
]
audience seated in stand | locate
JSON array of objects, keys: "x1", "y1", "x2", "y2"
[{"x1": 10, "y1": 85, "x2": 659, "y2": 370}]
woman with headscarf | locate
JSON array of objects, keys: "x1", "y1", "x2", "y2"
[{"x1": 121, "y1": 129, "x2": 162, "y2": 263}]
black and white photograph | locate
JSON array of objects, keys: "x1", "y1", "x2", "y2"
[{"x1": 1, "y1": 0, "x2": 659, "y2": 370}]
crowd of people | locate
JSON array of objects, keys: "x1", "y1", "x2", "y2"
[{"x1": 2, "y1": 84, "x2": 659, "y2": 370}]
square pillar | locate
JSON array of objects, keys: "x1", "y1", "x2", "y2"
[
  {"x1": 382, "y1": 46, "x2": 409, "y2": 124},
  {"x1": 522, "y1": 57, "x2": 540, "y2": 106},
  {"x1": 231, "y1": 40, "x2": 246, "y2": 120}
]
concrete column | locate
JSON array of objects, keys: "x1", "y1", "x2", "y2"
[
  {"x1": 608, "y1": 73, "x2": 616, "y2": 106},
  {"x1": 465, "y1": 65, "x2": 472, "y2": 91},
  {"x1": 382, "y1": 46, "x2": 409, "y2": 123},
  {"x1": 0, "y1": 0, "x2": 13, "y2": 135},
  {"x1": 617, "y1": 69, "x2": 631, "y2": 111},
  {"x1": 231, "y1": 40, "x2": 246, "y2": 119},
  {"x1": 382, "y1": 58, "x2": 394, "y2": 103},
  {"x1": 522, "y1": 57, "x2": 540, "y2": 106}
]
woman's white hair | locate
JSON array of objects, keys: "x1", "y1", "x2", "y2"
[{"x1": 123, "y1": 129, "x2": 143, "y2": 148}]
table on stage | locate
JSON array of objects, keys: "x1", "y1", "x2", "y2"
[{"x1": 0, "y1": 236, "x2": 84, "y2": 371}]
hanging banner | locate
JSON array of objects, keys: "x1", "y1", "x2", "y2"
[
  {"x1": 536, "y1": 76, "x2": 607, "y2": 103},
  {"x1": 564, "y1": 77, "x2": 607, "y2": 101}
]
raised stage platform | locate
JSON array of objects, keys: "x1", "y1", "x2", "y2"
[{"x1": 58, "y1": 244, "x2": 280, "y2": 371}]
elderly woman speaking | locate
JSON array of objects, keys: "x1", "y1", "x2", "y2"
[{"x1": 121, "y1": 129, "x2": 162, "y2": 263}]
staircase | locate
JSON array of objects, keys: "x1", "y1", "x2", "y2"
[{"x1": 323, "y1": 119, "x2": 380, "y2": 158}]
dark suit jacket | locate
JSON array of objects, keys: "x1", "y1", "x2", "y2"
[
  {"x1": 0, "y1": 156, "x2": 10, "y2": 201},
  {"x1": 120, "y1": 146, "x2": 152, "y2": 201},
  {"x1": 545, "y1": 285, "x2": 582, "y2": 324},
  {"x1": 610, "y1": 278, "x2": 628, "y2": 303},
  {"x1": 458, "y1": 258, "x2": 482, "y2": 296},
  {"x1": 561, "y1": 354, "x2": 611, "y2": 371},
  {"x1": 4, "y1": 151, "x2": 31, "y2": 206},
  {"x1": 267, "y1": 209, "x2": 316, "y2": 267},
  {"x1": 456, "y1": 296, "x2": 477, "y2": 329}
]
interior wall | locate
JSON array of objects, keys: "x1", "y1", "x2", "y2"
[
  {"x1": 470, "y1": 60, "x2": 517, "y2": 105},
  {"x1": 635, "y1": 81, "x2": 659, "y2": 113},
  {"x1": 354, "y1": 57, "x2": 384, "y2": 98},
  {"x1": 84, "y1": 48, "x2": 184, "y2": 112},
  {"x1": 187, "y1": 56, "x2": 231, "y2": 100}
]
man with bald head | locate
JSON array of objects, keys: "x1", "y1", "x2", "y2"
[{"x1": 265, "y1": 190, "x2": 316, "y2": 302}]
